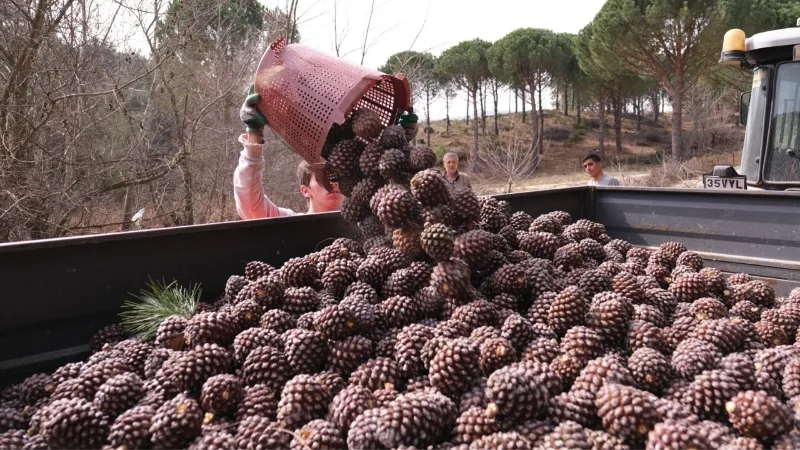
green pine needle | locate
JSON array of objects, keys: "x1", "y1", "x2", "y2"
[{"x1": 120, "y1": 278, "x2": 201, "y2": 340}]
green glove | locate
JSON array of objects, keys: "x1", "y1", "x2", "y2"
[
  {"x1": 240, "y1": 84, "x2": 267, "y2": 133},
  {"x1": 397, "y1": 111, "x2": 419, "y2": 141},
  {"x1": 398, "y1": 111, "x2": 418, "y2": 127}
]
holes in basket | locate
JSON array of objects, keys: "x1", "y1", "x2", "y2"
[
  {"x1": 263, "y1": 89, "x2": 322, "y2": 162},
  {"x1": 257, "y1": 45, "x2": 404, "y2": 163},
  {"x1": 284, "y1": 107, "x2": 323, "y2": 162},
  {"x1": 299, "y1": 90, "x2": 330, "y2": 124},
  {"x1": 301, "y1": 74, "x2": 341, "y2": 105},
  {"x1": 354, "y1": 78, "x2": 396, "y2": 126},
  {"x1": 316, "y1": 67, "x2": 353, "y2": 95}
]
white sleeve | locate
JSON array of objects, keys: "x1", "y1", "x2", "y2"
[{"x1": 233, "y1": 134, "x2": 299, "y2": 219}]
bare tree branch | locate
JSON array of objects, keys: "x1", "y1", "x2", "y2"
[
  {"x1": 359, "y1": 0, "x2": 375, "y2": 65},
  {"x1": 479, "y1": 123, "x2": 549, "y2": 193},
  {"x1": 406, "y1": 0, "x2": 429, "y2": 52},
  {"x1": 50, "y1": 55, "x2": 170, "y2": 102}
]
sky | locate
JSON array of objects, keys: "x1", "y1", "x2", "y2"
[
  {"x1": 112, "y1": 0, "x2": 608, "y2": 121},
  {"x1": 280, "y1": 0, "x2": 608, "y2": 121}
]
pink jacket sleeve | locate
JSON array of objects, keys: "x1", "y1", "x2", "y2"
[{"x1": 233, "y1": 134, "x2": 299, "y2": 219}]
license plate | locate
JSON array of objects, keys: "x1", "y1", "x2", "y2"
[{"x1": 703, "y1": 175, "x2": 747, "y2": 190}]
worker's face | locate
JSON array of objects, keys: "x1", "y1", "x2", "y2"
[
  {"x1": 583, "y1": 159, "x2": 601, "y2": 178},
  {"x1": 301, "y1": 174, "x2": 344, "y2": 212},
  {"x1": 444, "y1": 156, "x2": 458, "y2": 175}
]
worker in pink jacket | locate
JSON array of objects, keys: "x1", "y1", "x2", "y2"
[
  {"x1": 234, "y1": 86, "x2": 418, "y2": 219},
  {"x1": 234, "y1": 88, "x2": 345, "y2": 219}
]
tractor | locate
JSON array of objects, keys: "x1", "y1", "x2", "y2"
[{"x1": 713, "y1": 19, "x2": 800, "y2": 190}]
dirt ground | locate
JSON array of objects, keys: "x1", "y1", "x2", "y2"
[{"x1": 423, "y1": 109, "x2": 744, "y2": 195}]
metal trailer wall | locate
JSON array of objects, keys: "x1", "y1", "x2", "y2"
[
  {"x1": 0, "y1": 212, "x2": 360, "y2": 386},
  {"x1": 589, "y1": 187, "x2": 800, "y2": 295},
  {"x1": 1, "y1": 186, "x2": 798, "y2": 386},
  {"x1": 0, "y1": 187, "x2": 588, "y2": 386}
]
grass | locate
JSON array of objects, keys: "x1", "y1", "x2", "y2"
[{"x1": 119, "y1": 278, "x2": 201, "y2": 340}]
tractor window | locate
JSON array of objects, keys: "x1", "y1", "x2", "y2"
[
  {"x1": 765, "y1": 63, "x2": 800, "y2": 183},
  {"x1": 742, "y1": 67, "x2": 770, "y2": 182}
]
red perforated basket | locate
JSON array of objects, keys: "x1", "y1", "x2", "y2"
[{"x1": 254, "y1": 37, "x2": 411, "y2": 172}]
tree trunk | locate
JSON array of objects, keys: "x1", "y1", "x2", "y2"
[
  {"x1": 527, "y1": 81, "x2": 540, "y2": 162},
  {"x1": 514, "y1": 88, "x2": 518, "y2": 114},
  {"x1": 670, "y1": 89, "x2": 684, "y2": 160},
  {"x1": 445, "y1": 92, "x2": 451, "y2": 135},
  {"x1": 651, "y1": 89, "x2": 659, "y2": 123},
  {"x1": 564, "y1": 82, "x2": 569, "y2": 116},
  {"x1": 425, "y1": 87, "x2": 432, "y2": 145},
  {"x1": 635, "y1": 96, "x2": 642, "y2": 131},
  {"x1": 479, "y1": 82, "x2": 486, "y2": 137},
  {"x1": 612, "y1": 94, "x2": 622, "y2": 155},
  {"x1": 537, "y1": 73, "x2": 544, "y2": 152},
  {"x1": 598, "y1": 98, "x2": 606, "y2": 159},
  {"x1": 492, "y1": 80, "x2": 499, "y2": 136},
  {"x1": 466, "y1": 89, "x2": 470, "y2": 124},
  {"x1": 471, "y1": 86, "x2": 479, "y2": 171},
  {"x1": 181, "y1": 155, "x2": 194, "y2": 225},
  {"x1": 573, "y1": 89, "x2": 577, "y2": 115},
  {"x1": 555, "y1": 90, "x2": 560, "y2": 111},
  {"x1": 522, "y1": 89, "x2": 526, "y2": 123},
  {"x1": 576, "y1": 92, "x2": 581, "y2": 125},
  {"x1": 121, "y1": 186, "x2": 135, "y2": 231}
]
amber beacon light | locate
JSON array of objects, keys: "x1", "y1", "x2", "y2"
[{"x1": 719, "y1": 29, "x2": 746, "y2": 65}]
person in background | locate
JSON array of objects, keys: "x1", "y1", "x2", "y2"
[
  {"x1": 442, "y1": 152, "x2": 472, "y2": 193},
  {"x1": 234, "y1": 88, "x2": 344, "y2": 219},
  {"x1": 582, "y1": 153, "x2": 621, "y2": 186}
]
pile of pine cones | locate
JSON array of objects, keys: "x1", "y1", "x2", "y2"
[{"x1": 2, "y1": 108, "x2": 800, "y2": 450}]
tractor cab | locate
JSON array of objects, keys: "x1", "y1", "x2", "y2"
[{"x1": 715, "y1": 21, "x2": 800, "y2": 190}]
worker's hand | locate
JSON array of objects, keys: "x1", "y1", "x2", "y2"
[
  {"x1": 240, "y1": 84, "x2": 267, "y2": 133},
  {"x1": 398, "y1": 111, "x2": 419, "y2": 142}
]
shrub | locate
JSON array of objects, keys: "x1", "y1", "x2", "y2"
[
  {"x1": 635, "y1": 130, "x2": 671, "y2": 148},
  {"x1": 586, "y1": 118, "x2": 602, "y2": 129},
  {"x1": 642, "y1": 130, "x2": 667, "y2": 143},
  {"x1": 568, "y1": 129, "x2": 585, "y2": 142},
  {"x1": 435, "y1": 144, "x2": 447, "y2": 160},
  {"x1": 454, "y1": 151, "x2": 470, "y2": 163},
  {"x1": 542, "y1": 126, "x2": 571, "y2": 142}
]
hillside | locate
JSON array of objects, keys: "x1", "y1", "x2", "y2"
[{"x1": 420, "y1": 109, "x2": 745, "y2": 195}]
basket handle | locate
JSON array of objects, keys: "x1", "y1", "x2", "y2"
[
  {"x1": 394, "y1": 73, "x2": 413, "y2": 114},
  {"x1": 270, "y1": 37, "x2": 287, "y2": 58}
]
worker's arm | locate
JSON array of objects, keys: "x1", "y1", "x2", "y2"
[
  {"x1": 234, "y1": 87, "x2": 297, "y2": 219},
  {"x1": 233, "y1": 133, "x2": 298, "y2": 219}
]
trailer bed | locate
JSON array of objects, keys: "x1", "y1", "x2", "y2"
[{"x1": 1, "y1": 186, "x2": 798, "y2": 385}]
